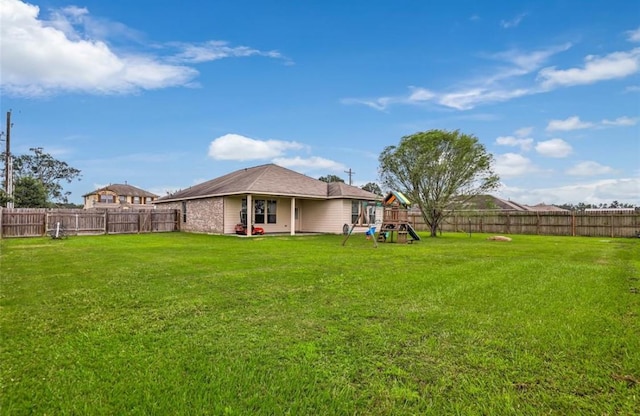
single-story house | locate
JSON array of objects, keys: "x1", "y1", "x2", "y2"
[
  {"x1": 83, "y1": 183, "x2": 159, "y2": 209},
  {"x1": 153, "y1": 164, "x2": 382, "y2": 235}
]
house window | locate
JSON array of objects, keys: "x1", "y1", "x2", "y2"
[
  {"x1": 100, "y1": 194, "x2": 114, "y2": 203},
  {"x1": 251, "y1": 199, "x2": 277, "y2": 224},
  {"x1": 119, "y1": 195, "x2": 127, "y2": 203},
  {"x1": 254, "y1": 200, "x2": 265, "y2": 224},
  {"x1": 368, "y1": 205, "x2": 376, "y2": 224},
  {"x1": 182, "y1": 201, "x2": 187, "y2": 223},
  {"x1": 267, "y1": 200, "x2": 277, "y2": 224},
  {"x1": 133, "y1": 196, "x2": 140, "y2": 204},
  {"x1": 351, "y1": 201, "x2": 360, "y2": 224}
]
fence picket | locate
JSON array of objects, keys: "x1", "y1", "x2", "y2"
[
  {"x1": 410, "y1": 210, "x2": 640, "y2": 238},
  {"x1": 0, "y1": 208, "x2": 179, "y2": 238}
]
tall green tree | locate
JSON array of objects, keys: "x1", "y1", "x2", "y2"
[
  {"x1": 0, "y1": 189, "x2": 11, "y2": 207},
  {"x1": 379, "y1": 129, "x2": 499, "y2": 237},
  {"x1": 361, "y1": 182, "x2": 383, "y2": 196},
  {"x1": 13, "y1": 176, "x2": 48, "y2": 208},
  {"x1": 9, "y1": 147, "x2": 81, "y2": 204},
  {"x1": 318, "y1": 174, "x2": 344, "y2": 183}
]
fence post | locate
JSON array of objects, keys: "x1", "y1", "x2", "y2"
[
  {"x1": 104, "y1": 211, "x2": 108, "y2": 235},
  {"x1": 571, "y1": 211, "x2": 575, "y2": 236},
  {"x1": 506, "y1": 212, "x2": 510, "y2": 234},
  {"x1": 611, "y1": 212, "x2": 614, "y2": 238},
  {"x1": 43, "y1": 211, "x2": 48, "y2": 237}
]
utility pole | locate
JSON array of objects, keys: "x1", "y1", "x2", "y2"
[
  {"x1": 344, "y1": 168, "x2": 355, "y2": 185},
  {"x1": 4, "y1": 111, "x2": 13, "y2": 208}
]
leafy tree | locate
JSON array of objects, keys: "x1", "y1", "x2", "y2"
[
  {"x1": 13, "y1": 176, "x2": 48, "y2": 207},
  {"x1": 8, "y1": 147, "x2": 81, "y2": 204},
  {"x1": 558, "y1": 201, "x2": 636, "y2": 211},
  {"x1": 379, "y1": 129, "x2": 499, "y2": 237},
  {"x1": 0, "y1": 189, "x2": 11, "y2": 206},
  {"x1": 318, "y1": 174, "x2": 344, "y2": 183},
  {"x1": 361, "y1": 182, "x2": 383, "y2": 196}
]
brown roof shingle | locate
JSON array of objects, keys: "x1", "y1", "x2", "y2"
[
  {"x1": 156, "y1": 164, "x2": 380, "y2": 202},
  {"x1": 83, "y1": 183, "x2": 158, "y2": 198}
]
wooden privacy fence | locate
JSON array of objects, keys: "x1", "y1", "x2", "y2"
[
  {"x1": 0, "y1": 208, "x2": 180, "y2": 238},
  {"x1": 408, "y1": 210, "x2": 640, "y2": 238}
]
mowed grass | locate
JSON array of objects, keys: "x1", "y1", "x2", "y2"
[{"x1": 1, "y1": 232, "x2": 638, "y2": 415}]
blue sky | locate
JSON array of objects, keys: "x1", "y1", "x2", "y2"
[{"x1": 1, "y1": 0, "x2": 639, "y2": 205}]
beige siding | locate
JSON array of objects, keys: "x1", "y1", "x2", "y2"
[
  {"x1": 224, "y1": 198, "x2": 243, "y2": 234},
  {"x1": 297, "y1": 199, "x2": 348, "y2": 234}
]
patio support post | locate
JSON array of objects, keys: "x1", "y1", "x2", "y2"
[
  {"x1": 290, "y1": 198, "x2": 296, "y2": 236},
  {"x1": 246, "y1": 194, "x2": 253, "y2": 236}
]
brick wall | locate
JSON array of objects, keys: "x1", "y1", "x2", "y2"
[{"x1": 157, "y1": 197, "x2": 224, "y2": 234}]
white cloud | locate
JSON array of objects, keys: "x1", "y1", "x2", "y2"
[
  {"x1": 566, "y1": 161, "x2": 615, "y2": 176},
  {"x1": 501, "y1": 177, "x2": 640, "y2": 205},
  {"x1": 169, "y1": 40, "x2": 291, "y2": 64},
  {"x1": 494, "y1": 153, "x2": 538, "y2": 177},
  {"x1": 340, "y1": 97, "x2": 394, "y2": 111},
  {"x1": 0, "y1": 0, "x2": 198, "y2": 96},
  {"x1": 538, "y1": 48, "x2": 640, "y2": 89},
  {"x1": 438, "y1": 87, "x2": 531, "y2": 110},
  {"x1": 546, "y1": 115, "x2": 637, "y2": 130},
  {"x1": 344, "y1": 29, "x2": 640, "y2": 113},
  {"x1": 272, "y1": 156, "x2": 346, "y2": 172},
  {"x1": 343, "y1": 43, "x2": 570, "y2": 111},
  {"x1": 500, "y1": 13, "x2": 528, "y2": 29},
  {"x1": 0, "y1": 0, "x2": 288, "y2": 97},
  {"x1": 208, "y1": 134, "x2": 304, "y2": 161},
  {"x1": 44, "y1": 4, "x2": 143, "y2": 43},
  {"x1": 546, "y1": 116, "x2": 595, "y2": 131},
  {"x1": 601, "y1": 116, "x2": 638, "y2": 126},
  {"x1": 627, "y1": 27, "x2": 640, "y2": 42},
  {"x1": 514, "y1": 127, "x2": 533, "y2": 137},
  {"x1": 495, "y1": 136, "x2": 534, "y2": 151},
  {"x1": 535, "y1": 139, "x2": 572, "y2": 158},
  {"x1": 408, "y1": 87, "x2": 436, "y2": 102}
]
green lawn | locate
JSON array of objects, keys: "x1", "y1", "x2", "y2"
[{"x1": 1, "y1": 232, "x2": 638, "y2": 415}]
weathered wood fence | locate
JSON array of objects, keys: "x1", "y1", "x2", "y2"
[
  {"x1": 408, "y1": 210, "x2": 640, "y2": 238},
  {"x1": 0, "y1": 208, "x2": 180, "y2": 238}
]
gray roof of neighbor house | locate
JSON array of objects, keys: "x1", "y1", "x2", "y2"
[
  {"x1": 445, "y1": 195, "x2": 569, "y2": 211},
  {"x1": 156, "y1": 164, "x2": 380, "y2": 203},
  {"x1": 522, "y1": 203, "x2": 569, "y2": 212},
  {"x1": 83, "y1": 183, "x2": 158, "y2": 198}
]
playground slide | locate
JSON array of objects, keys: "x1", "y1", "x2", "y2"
[{"x1": 406, "y1": 224, "x2": 421, "y2": 241}]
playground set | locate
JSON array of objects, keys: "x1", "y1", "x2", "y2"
[{"x1": 342, "y1": 191, "x2": 421, "y2": 246}]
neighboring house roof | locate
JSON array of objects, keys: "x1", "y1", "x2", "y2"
[
  {"x1": 83, "y1": 183, "x2": 158, "y2": 198},
  {"x1": 452, "y1": 195, "x2": 529, "y2": 211},
  {"x1": 451, "y1": 195, "x2": 570, "y2": 212},
  {"x1": 523, "y1": 203, "x2": 569, "y2": 212},
  {"x1": 156, "y1": 164, "x2": 380, "y2": 203}
]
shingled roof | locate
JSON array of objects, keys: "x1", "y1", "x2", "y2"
[
  {"x1": 156, "y1": 164, "x2": 380, "y2": 202},
  {"x1": 83, "y1": 183, "x2": 158, "y2": 198}
]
